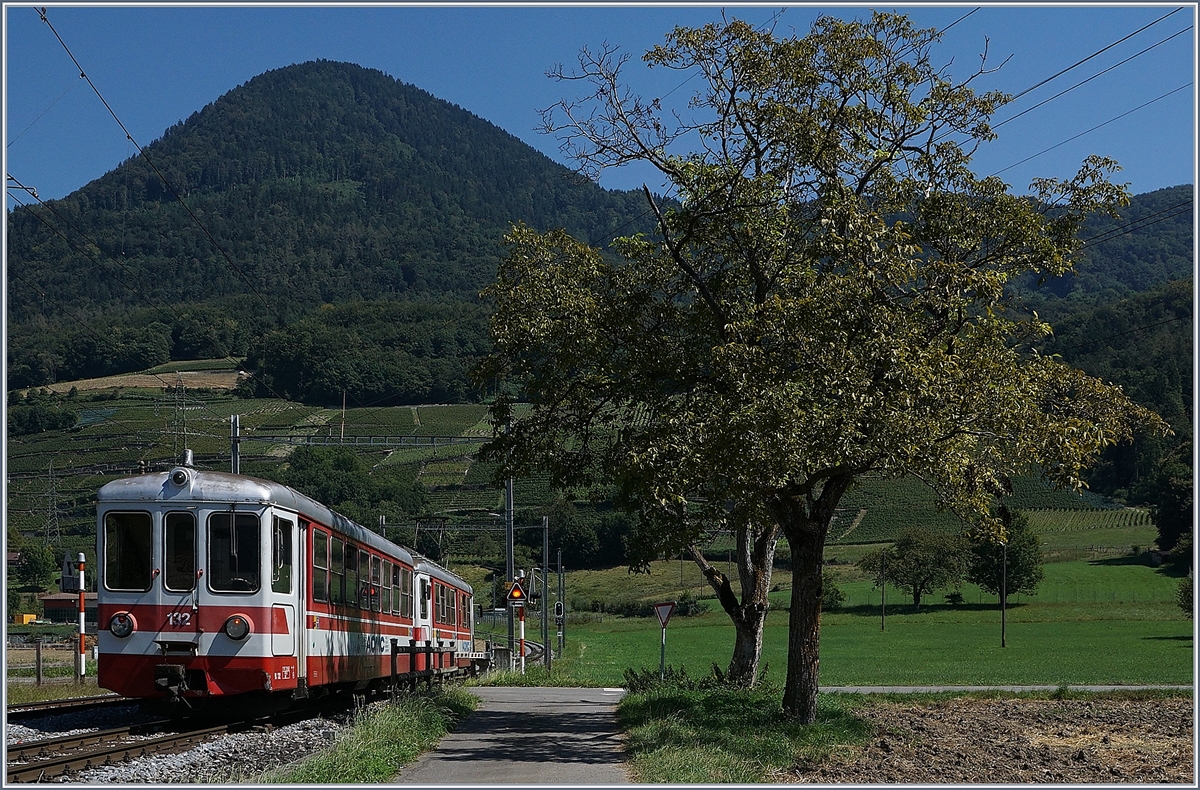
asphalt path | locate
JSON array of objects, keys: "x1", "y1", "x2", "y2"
[
  {"x1": 393, "y1": 686, "x2": 630, "y2": 785},
  {"x1": 392, "y1": 683, "x2": 1191, "y2": 785}
]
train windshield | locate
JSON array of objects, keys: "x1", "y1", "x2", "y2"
[
  {"x1": 104, "y1": 511, "x2": 153, "y2": 592},
  {"x1": 208, "y1": 512, "x2": 261, "y2": 592}
]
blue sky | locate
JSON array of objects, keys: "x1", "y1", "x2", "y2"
[{"x1": 3, "y1": 2, "x2": 1196, "y2": 210}]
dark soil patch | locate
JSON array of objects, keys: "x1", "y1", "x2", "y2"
[{"x1": 784, "y1": 696, "x2": 1193, "y2": 783}]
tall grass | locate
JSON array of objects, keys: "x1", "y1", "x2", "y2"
[{"x1": 251, "y1": 688, "x2": 478, "y2": 784}]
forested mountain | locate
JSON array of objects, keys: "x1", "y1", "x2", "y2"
[
  {"x1": 1040, "y1": 277, "x2": 1193, "y2": 501},
  {"x1": 6, "y1": 60, "x2": 651, "y2": 390},
  {"x1": 5, "y1": 59, "x2": 1192, "y2": 426},
  {"x1": 1011, "y1": 184, "x2": 1193, "y2": 315}
]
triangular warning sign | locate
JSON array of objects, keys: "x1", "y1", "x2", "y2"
[
  {"x1": 654, "y1": 601, "x2": 676, "y2": 627},
  {"x1": 507, "y1": 579, "x2": 527, "y2": 604}
]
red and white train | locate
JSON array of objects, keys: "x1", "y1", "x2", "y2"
[{"x1": 96, "y1": 464, "x2": 488, "y2": 712}]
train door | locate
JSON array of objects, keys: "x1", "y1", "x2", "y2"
[
  {"x1": 269, "y1": 513, "x2": 297, "y2": 658},
  {"x1": 413, "y1": 572, "x2": 432, "y2": 643},
  {"x1": 162, "y1": 509, "x2": 199, "y2": 639}
]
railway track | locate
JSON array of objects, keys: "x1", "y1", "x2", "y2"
[
  {"x1": 7, "y1": 695, "x2": 131, "y2": 721},
  {"x1": 6, "y1": 719, "x2": 217, "y2": 783},
  {"x1": 6, "y1": 699, "x2": 349, "y2": 783}
]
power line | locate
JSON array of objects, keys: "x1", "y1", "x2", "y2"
[
  {"x1": 1007, "y1": 7, "x2": 1183, "y2": 103},
  {"x1": 992, "y1": 24, "x2": 1192, "y2": 133},
  {"x1": 988, "y1": 83, "x2": 1191, "y2": 177}
]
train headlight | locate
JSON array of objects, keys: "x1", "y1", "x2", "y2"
[
  {"x1": 109, "y1": 612, "x2": 135, "y2": 638},
  {"x1": 223, "y1": 614, "x2": 251, "y2": 640}
]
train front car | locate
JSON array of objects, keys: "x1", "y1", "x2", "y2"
[{"x1": 97, "y1": 466, "x2": 304, "y2": 713}]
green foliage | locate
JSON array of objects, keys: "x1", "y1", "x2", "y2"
[
  {"x1": 1039, "y1": 278, "x2": 1193, "y2": 501},
  {"x1": 7, "y1": 389, "x2": 78, "y2": 436},
  {"x1": 242, "y1": 300, "x2": 491, "y2": 406},
  {"x1": 273, "y1": 446, "x2": 426, "y2": 515},
  {"x1": 857, "y1": 528, "x2": 970, "y2": 611},
  {"x1": 14, "y1": 543, "x2": 58, "y2": 589},
  {"x1": 968, "y1": 508, "x2": 1045, "y2": 600},
  {"x1": 1177, "y1": 576, "x2": 1193, "y2": 619},
  {"x1": 1143, "y1": 441, "x2": 1194, "y2": 555},
  {"x1": 821, "y1": 569, "x2": 846, "y2": 611},
  {"x1": 1013, "y1": 185, "x2": 1193, "y2": 308}
]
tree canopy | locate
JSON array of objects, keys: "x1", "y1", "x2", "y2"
[
  {"x1": 479, "y1": 11, "x2": 1165, "y2": 722},
  {"x1": 858, "y1": 528, "x2": 969, "y2": 611},
  {"x1": 967, "y1": 507, "x2": 1045, "y2": 602}
]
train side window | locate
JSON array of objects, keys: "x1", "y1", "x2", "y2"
[
  {"x1": 420, "y1": 578, "x2": 429, "y2": 620},
  {"x1": 272, "y1": 516, "x2": 294, "y2": 594},
  {"x1": 330, "y1": 537, "x2": 345, "y2": 605},
  {"x1": 382, "y1": 561, "x2": 393, "y2": 614},
  {"x1": 370, "y1": 555, "x2": 382, "y2": 612},
  {"x1": 208, "y1": 512, "x2": 261, "y2": 593},
  {"x1": 400, "y1": 568, "x2": 413, "y2": 618},
  {"x1": 163, "y1": 512, "x2": 196, "y2": 592},
  {"x1": 358, "y1": 550, "x2": 370, "y2": 609},
  {"x1": 312, "y1": 530, "x2": 328, "y2": 603},
  {"x1": 345, "y1": 546, "x2": 358, "y2": 608},
  {"x1": 104, "y1": 512, "x2": 153, "y2": 592}
]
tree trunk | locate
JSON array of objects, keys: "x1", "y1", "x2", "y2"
[
  {"x1": 781, "y1": 524, "x2": 825, "y2": 723},
  {"x1": 687, "y1": 523, "x2": 777, "y2": 686},
  {"x1": 771, "y1": 474, "x2": 852, "y2": 724}
]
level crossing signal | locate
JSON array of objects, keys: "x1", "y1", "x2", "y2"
[{"x1": 507, "y1": 579, "x2": 527, "y2": 605}]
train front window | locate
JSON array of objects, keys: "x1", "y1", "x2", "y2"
[
  {"x1": 208, "y1": 512, "x2": 261, "y2": 592},
  {"x1": 163, "y1": 512, "x2": 196, "y2": 591},
  {"x1": 104, "y1": 512, "x2": 152, "y2": 592}
]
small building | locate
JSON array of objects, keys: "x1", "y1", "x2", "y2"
[
  {"x1": 11, "y1": 613, "x2": 37, "y2": 625},
  {"x1": 37, "y1": 592, "x2": 98, "y2": 629}
]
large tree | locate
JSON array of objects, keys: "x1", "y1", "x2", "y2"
[
  {"x1": 858, "y1": 528, "x2": 969, "y2": 611},
  {"x1": 968, "y1": 506, "x2": 1045, "y2": 606},
  {"x1": 477, "y1": 12, "x2": 1163, "y2": 721}
]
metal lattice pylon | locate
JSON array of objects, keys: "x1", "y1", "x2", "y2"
[{"x1": 44, "y1": 459, "x2": 62, "y2": 547}]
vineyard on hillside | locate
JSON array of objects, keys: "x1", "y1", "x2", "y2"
[{"x1": 7, "y1": 379, "x2": 1153, "y2": 567}]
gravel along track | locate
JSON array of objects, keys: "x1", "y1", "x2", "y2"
[
  {"x1": 782, "y1": 696, "x2": 1194, "y2": 784},
  {"x1": 57, "y1": 713, "x2": 350, "y2": 783}
]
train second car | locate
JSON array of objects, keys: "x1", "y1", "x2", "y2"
[{"x1": 96, "y1": 465, "x2": 487, "y2": 712}]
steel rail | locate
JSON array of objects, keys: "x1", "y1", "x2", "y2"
[{"x1": 6, "y1": 695, "x2": 129, "y2": 720}]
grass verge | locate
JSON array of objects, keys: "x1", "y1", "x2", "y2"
[
  {"x1": 618, "y1": 679, "x2": 1194, "y2": 783},
  {"x1": 618, "y1": 679, "x2": 873, "y2": 783},
  {"x1": 253, "y1": 687, "x2": 478, "y2": 784}
]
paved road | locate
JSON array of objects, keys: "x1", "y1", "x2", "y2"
[{"x1": 393, "y1": 686, "x2": 630, "y2": 785}]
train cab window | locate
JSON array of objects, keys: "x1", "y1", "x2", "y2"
[
  {"x1": 370, "y1": 556, "x2": 382, "y2": 612},
  {"x1": 104, "y1": 512, "x2": 153, "y2": 592},
  {"x1": 208, "y1": 512, "x2": 261, "y2": 593},
  {"x1": 163, "y1": 512, "x2": 196, "y2": 592},
  {"x1": 272, "y1": 516, "x2": 294, "y2": 594},
  {"x1": 312, "y1": 530, "x2": 329, "y2": 603},
  {"x1": 330, "y1": 537, "x2": 345, "y2": 605}
]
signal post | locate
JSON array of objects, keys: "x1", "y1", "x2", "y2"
[{"x1": 507, "y1": 575, "x2": 527, "y2": 674}]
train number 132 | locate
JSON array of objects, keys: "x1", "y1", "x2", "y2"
[{"x1": 166, "y1": 611, "x2": 192, "y2": 627}]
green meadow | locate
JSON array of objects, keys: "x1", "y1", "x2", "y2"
[{"x1": 543, "y1": 557, "x2": 1192, "y2": 688}]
